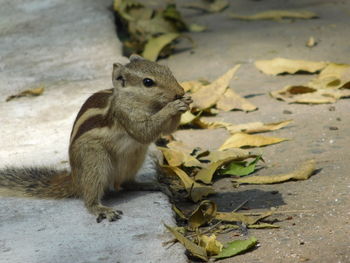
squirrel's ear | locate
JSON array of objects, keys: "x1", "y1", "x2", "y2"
[
  {"x1": 112, "y1": 63, "x2": 126, "y2": 88},
  {"x1": 129, "y1": 54, "x2": 145, "y2": 62}
]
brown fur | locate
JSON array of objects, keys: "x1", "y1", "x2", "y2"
[{"x1": 0, "y1": 55, "x2": 192, "y2": 223}]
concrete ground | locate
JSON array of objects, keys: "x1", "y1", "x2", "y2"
[
  {"x1": 165, "y1": 0, "x2": 350, "y2": 262},
  {"x1": 1, "y1": 0, "x2": 350, "y2": 263},
  {"x1": 0, "y1": 1, "x2": 185, "y2": 263}
]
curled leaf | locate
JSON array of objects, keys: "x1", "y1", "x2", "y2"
[
  {"x1": 188, "y1": 200, "x2": 217, "y2": 229},
  {"x1": 234, "y1": 159, "x2": 316, "y2": 184},
  {"x1": 164, "y1": 166, "x2": 215, "y2": 202},
  {"x1": 198, "y1": 234, "x2": 223, "y2": 256},
  {"x1": 183, "y1": 0, "x2": 229, "y2": 13}
]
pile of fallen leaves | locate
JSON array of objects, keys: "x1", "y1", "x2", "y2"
[
  {"x1": 157, "y1": 67, "x2": 317, "y2": 260},
  {"x1": 255, "y1": 58, "x2": 350, "y2": 104}
]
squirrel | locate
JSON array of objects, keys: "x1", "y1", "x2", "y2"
[{"x1": 0, "y1": 55, "x2": 192, "y2": 223}]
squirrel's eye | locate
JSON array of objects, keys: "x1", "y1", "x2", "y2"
[{"x1": 143, "y1": 78, "x2": 154, "y2": 87}]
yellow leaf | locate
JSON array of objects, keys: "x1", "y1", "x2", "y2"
[
  {"x1": 164, "y1": 166, "x2": 215, "y2": 202},
  {"x1": 181, "y1": 80, "x2": 207, "y2": 93},
  {"x1": 142, "y1": 33, "x2": 180, "y2": 61},
  {"x1": 193, "y1": 118, "x2": 231, "y2": 129},
  {"x1": 248, "y1": 223, "x2": 279, "y2": 229},
  {"x1": 172, "y1": 205, "x2": 187, "y2": 220},
  {"x1": 216, "y1": 211, "x2": 274, "y2": 225},
  {"x1": 6, "y1": 86, "x2": 45, "y2": 102},
  {"x1": 183, "y1": 0, "x2": 229, "y2": 13},
  {"x1": 164, "y1": 224, "x2": 208, "y2": 261},
  {"x1": 198, "y1": 234, "x2": 223, "y2": 256},
  {"x1": 188, "y1": 23, "x2": 207, "y2": 32},
  {"x1": 219, "y1": 133, "x2": 288, "y2": 150},
  {"x1": 226, "y1": 120, "x2": 293, "y2": 134},
  {"x1": 188, "y1": 200, "x2": 217, "y2": 229},
  {"x1": 199, "y1": 148, "x2": 253, "y2": 163},
  {"x1": 180, "y1": 111, "x2": 199, "y2": 126},
  {"x1": 158, "y1": 147, "x2": 201, "y2": 167},
  {"x1": 191, "y1": 65, "x2": 241, "y2": 110},
  {"x1": 234, "y1": 159, "x2": 316, "y2": 184},
  {"x1": 216, "y1": 88, "x2": 257, "y2": 112},
  {"x1": 270, "y1": 85, "x2": 350, "y2": 104},
  {"x1": 230, "y1": 10, "x2": 318, "y2": 21},
  {"x1": 255, "y1": 58, "x2": 327, "y2": 76}
]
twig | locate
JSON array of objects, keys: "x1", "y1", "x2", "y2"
[{"x1": 232, "y1": 199, "x2": 249, "y2": 212}]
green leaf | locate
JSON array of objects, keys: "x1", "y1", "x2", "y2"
[
  {"x1": 214, "y1": 237, "x2": 258, "y2": 259},
  {"x1": 221, "y1": 156, "x2": 261, "y2": 177},
  {"x1": 142, "y1": 33, "x2": 180, "y2": 61}
]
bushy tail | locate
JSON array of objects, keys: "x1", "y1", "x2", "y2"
[{"x1": 0, "y1": 167, "x2": 76, "y2": 199}]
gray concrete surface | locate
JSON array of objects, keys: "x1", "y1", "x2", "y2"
[
  {"x1": 165, "y1": 0, "x2": 350, "y2": 262},
  {"x1": 0, "y1": 1, "x2": 185, "y2": 262}
]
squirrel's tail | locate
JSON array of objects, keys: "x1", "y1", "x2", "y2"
[{"x1": 0, "y1": 167, "x2": 76, "y2": 199}]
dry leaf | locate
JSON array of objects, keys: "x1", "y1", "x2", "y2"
[
  {"x1": 191, "y1": 65, "x2": 241, "y2": 110},
  {"x1": 6, "y1": 86, "x2": 45, "y2": 102},
  {"x1": 180, "y1": 111, "x2": 200, "y2": 126},
  {"x1": 193, "y1": 118, "x2": 231, "y2": 129},
  {"x1": 142, "y1": 33, "x2": 180, "y2": 61},
  {"x1": 198, "y1": 234, "x2": 223, "y2": 256},
  {"x1": 255, "y1": 58, "x2": 327, "y2": 76},
  {"x1": 164, "y1": 224, "x2": 208, "y2": 261},
  {"x1": 172, "y1": 205, "x2": 187, "y2": 220},
  {"x1": 158, "y1": 147, "x2": 201, "y2": 167},
  {"x1": 181, "y1": 80, "x2": 207, "y2": 93},
  {"x1": 216, "y1": 210, "x2": 274, "y2": 225},
  {"x1": 230, "y1": 10, "x2": 318, "y2": 21},
  {"x1": 199, "y1": 148, "x2": 253, "y2": 163},
  {"x1": 226, "y1": 120, "x2": 292, "y2": 134},
  {"x1": 183, "y1": 0, "x2": 229, "y2": 13},
  {"x1": 248, "y1": 223, "x2": 279, "y2": 229},
  {"x1": 234, "y1": 159, "x2": 316, "y2": 184},
  {"x1": 216, "y1": 88, "x2": 257, "y2": 112},
  {"x1": 164, "y1": 166, "x2": 215, "y2": 202},
  {"x1": 270, "y1": 85, "x2": 350, "y2": 104},
  {"x1": 188, "y1": 200, "x2": 217, "y2": 229},
  {"x1": 219, "y1": 133, "x2": 288, "y2": 150}
]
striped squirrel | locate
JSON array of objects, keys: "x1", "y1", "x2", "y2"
[{"x1": 0, "y1": 55, "x2": 192, "y2": 223}]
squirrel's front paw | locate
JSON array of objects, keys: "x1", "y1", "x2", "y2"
[
  {"x1": 168, "y1": 99, "x2": 190, "y2": 115},
  {"x1": 181, "y1": 95, "x2": 193, "y2": 106}
]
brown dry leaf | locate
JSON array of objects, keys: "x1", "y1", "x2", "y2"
[
  {"x1": 270, "y1": 85, "x2": 350, "y2": 104},
  {"x1": 230, "y1": 10, "x2": 318, "y2": 21},
  {"x1": 308, "y1": 63, "x2": 350, "y2": 90},
  {"x1": 216, "y1": 88, "x2": 257, "y2": 112},
  {"x1": 195, "y1": 148, "x2": 254, "y2": 184},
  {"x1": 6, "y1": 86, "x2": 45, "y2": 102},
  {"x1": 216, "y1": 211, "x2": 273, "y2": 225},
  {"x1": 234, "y1": 159, "x2": 316, "y2": 184},
  {"x1": 164, "y1": 224, "x2": 208, "y2": 261},
  {"x1": 219, "y1": 133, "x2": 288, "y2": 150},
  {"x1": 183, "y1": 0, "x2": 229, "y2": 13},
  {"x1": 227, "y1": 120, "x2": 293, "y2": 134},
  {"x1": 255, "y1": 58, "x2": 327, "y2": 76},
  {"x1": 191, "y1": 65, "x2": 241, "y2": 110},
  {"x1": 188, "y1": 200, "x2": 217, "y2": 229},
  {"x1": 165, "y1": 166, "x2": 215, "y2": 202},
  {"x1": 158, "y1": 147, "x2": 201, "y2": 167},
  {"x1": 198, "y1": 234, "x2": 223, "y2": 256}
]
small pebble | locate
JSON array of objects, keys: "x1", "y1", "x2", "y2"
[
  {"x1": 283, "y1": 110, "x2": 293, "y2": 114},
  {"x1": 328, "y1": 106, "x2": 336, "y2": 111},
  {"x1": 329, "y1": 126, "x2": 338, "y2": 130},
  {"x1": 336, "y1": 117, "x2": 341, "y2": 121}
]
